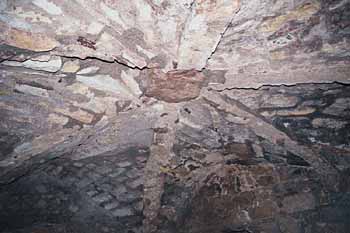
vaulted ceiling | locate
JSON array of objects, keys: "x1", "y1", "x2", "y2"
[{"x1": 1, "y1": 0, "x2": 349, "y2": 88}]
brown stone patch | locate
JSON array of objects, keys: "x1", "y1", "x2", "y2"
[
  {"x1": 144, "y1": 69, "x2": 205, "y2": 103},
  {"x1": 0, "y1": 23, "x2": 58, "y2": 52}
]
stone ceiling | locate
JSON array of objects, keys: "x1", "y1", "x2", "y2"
[
  {"x1": 0, "y1": 1, "x2": 350, "y2": 232},
  {"x1": 1, "y1": 0, "x2": 349, "y2": 88}
]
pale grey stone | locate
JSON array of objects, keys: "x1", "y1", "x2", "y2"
[
  {"x1": 32, "y1": 0, "x2": 63, "y2": 15},
  {"x1": 103, "y1": 201, "x2": 119, "y2": 210},
  {"x1": 86, "y1": 190, "x2": 99, "y2": 197},
  {"x1": 117, "y1": 161, "x2": 132, "y2": 168},
  {"x1": 73, "y1": 162, "x2": 84, "y2": 168},
  {"x1": 112, "y1": 207, "x2": 133, "y2": 217},
  {"x1": 260, "y1": 95, "x2": 299, "y2": 108},
  {"x1": 92, "y1": 193, "x2": 113, "y2": 203},
  {"x1": 15, "y1": 84, "x2": 50, "y2": 97},
  {"x1": 108, "y1": 168, "x2": 126, "y2": 178},
  {"x1": 77, "y1": 66, "x2": 100, "y2": 75},
  {"x1": 76, "y1": 74, "x2": 134, "y2": 98},
  {"x1": 2, "y1": 56, "x2": 62, "y2": 72}
]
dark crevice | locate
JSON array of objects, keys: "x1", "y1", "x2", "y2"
[
  {"x1": 58, "y1": 54, "x2": 151, "y2": 71},
  {"x1": 207, "y1": 81, "x2": 350, "y2": 92},
  {"x1": 201, "y1": 4, "x2": 241, "y2": 71}
]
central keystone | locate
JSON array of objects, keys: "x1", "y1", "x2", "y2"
[{"x1": 143, "y1": 69, "x2": 205, "y2": 103}]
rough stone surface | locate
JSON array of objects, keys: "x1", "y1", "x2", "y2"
[
  {"x1": 0, "y1": 148, "x2": 148, "y2": 233},
  {"x1": 143, "y1": 69, "x2": 205, "y2": 103},
  {"x1": 61, "y1": 60, "x2": 80, "y2": 73},
  {"x1": 0, "y1": 0, "x2": 348, "y2": 85},
  {"x1": 206, "y1": 0, "x2": 350, "y2": 88},
  {"x1": 0, "y1": 1, "x2": 350, "y2": 233},
  {"x1": 1, "y1": 80, "x2": 350, "y2": 233},
  {"x1": 2, "y1": 55, "x2": 62, "y2": 72}
]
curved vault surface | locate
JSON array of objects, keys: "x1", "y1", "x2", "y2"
[{"x1": 0, "y1": 1, "x2": 350, "y2": 233}]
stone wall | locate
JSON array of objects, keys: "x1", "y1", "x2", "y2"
[
  {"x1": 152, "y1": 83, "x2": 350, "y2": 233},
  {"x1": 1, "y1": 79, "x2": 350, "y2": 232}
]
